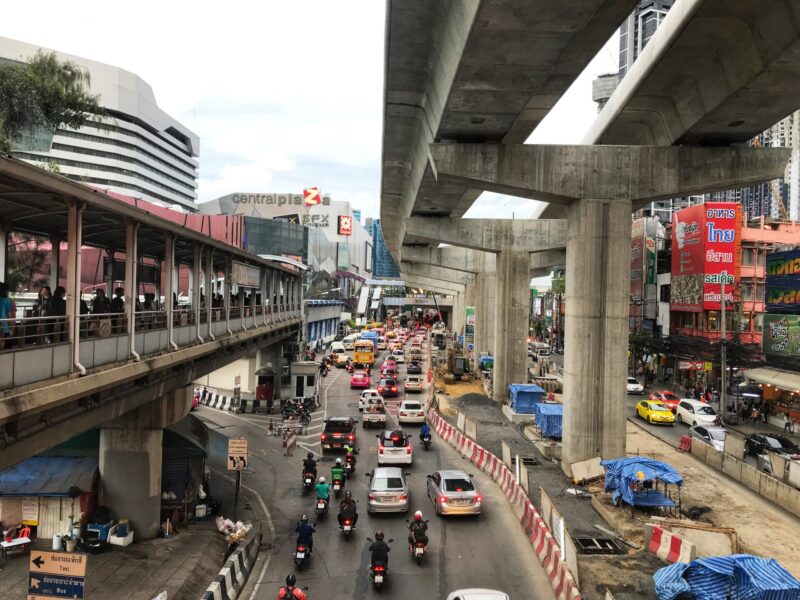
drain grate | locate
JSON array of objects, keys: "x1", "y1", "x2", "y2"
[
  {"x1": 512, "y1": 456, "x2": 539, "y2": 466},
  {"x1": 573, "y1": 536, "x2": 625, "y2": 555}
]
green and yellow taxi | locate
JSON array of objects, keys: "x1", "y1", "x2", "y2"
[{"x1": 636, "y1": 400, "x2": 676, "y2": 425}]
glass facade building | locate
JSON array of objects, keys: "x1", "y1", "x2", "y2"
[{"x1": 365, "y1": 218, "x2": 400, "y2": 278}]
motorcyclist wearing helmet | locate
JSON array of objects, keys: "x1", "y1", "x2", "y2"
[
  {"x1": 302, "y1": 452, "x2": 317, "y2": 481},
  {"x1": 408, "y1": 510, "x2": 429, "y2": 549},
  {"x1": 315, "y1": 476, "x2": 330, "y2": 502},
  {"x1": 369, "y1": 530, "x2": 390, "y2": 567},
  {"x1": 420, "y1": 422, "x2": 431, "y2": 440},
  {"x1": 295, "y1": 515, "x2": 316, "y2": 552},
  {"x1": 277, "y1": 574, "x2": 307, "y2": 600},
  {"x1": 337, "y1": 490, "x2": 358, "y2": 528},
  {"x1": 344, "y1": 444, "x2": 357, "y2": 470},
  {"x1": 331, "y1": 458, "x2": 345, "y2": 485}
]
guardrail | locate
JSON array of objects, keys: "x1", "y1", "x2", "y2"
[{"x1": 202, "y1": 522, "x2": 263, "y2": 600}]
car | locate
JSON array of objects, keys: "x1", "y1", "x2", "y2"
[
  {"x1": 335, "y1": 353, "x2": 349, "y2": 368},
  {"x1": 627, "y1": 377, "x2": 644, "y2": 394},
  {"x1": 377, "y1": 430, "x2": 413, "y2": 465},
  {"x1": 689, "y1": 425, "x2": 727, "y2": 452},
  {"x1": 381, "y1": 363, "x2": 398, "y2": 377},
  {"x1": 427, "y1": 469, "x2": 482, "y2": 516},
  {"x1": 676, "y1": 399, "x2": 719, "y2": 427},
  {"x1": 635, "y1": 400, "x2": 676, "y2": 425},
  {"x1": 366, "y1": 467, "x2": 410, "y2": 513},
  {"x1": 446, "y1": 591, "x2": 509, "y2": 600},
  {"x1": 744, "y1": 434, "x2": 800, "y2": 459},
  {"x1": 377, "y1": 337, "x2": 387, "y2": 350},
  {"x1": 398, "y1": 399, "x2": 426, "y2": 424},
  {"x1": 392, "y1": 349, "x2": 406, "y2": 363},
  {"x1": 350, "y1": 370, "x2": 371, "y2": 389},
  {"x1": 359, "y1": 389, "x2": 384, "y2": 411},
  {"x1": 405, "y1": 375, "x2": 424, "y2": 393},
  {"x1": 649, "y1": 390, "x2": 681, "y2": 411},
  {"x1": 407, "y1": 360, "x2": 423, "y2": 375},
  {"x1": 320, "y1": 417, "x2": 356, "y2": 451},
  {"x1": 377, "y1": 378, "x2": 400, "y2": 398},
  {"x1": 382, "y1": 358, "x2": 397, "y2": 371}
]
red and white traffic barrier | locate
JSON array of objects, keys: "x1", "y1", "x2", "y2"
[{"x1": 648, "y1": 525, "x2": 695, "y2": 564}]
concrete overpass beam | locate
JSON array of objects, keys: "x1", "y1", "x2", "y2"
[
  {"x1": 99, "y1": 387, "x2": 193, "y2": 540},
  {"x1": 563, "y1": 198, "x2": 631, "y2": 470},
  {"x1": 400, "y1": 262, "x2": 475, "y2": 286},
  {"x1": 530, "y1": 249, "x2": 565, "y2": 272},
  {"x1": 400, "y1": 246, "x2": 486, "y2": 273},
  {"x1": 429, "y1": 143, "x2": 791, "y2": 207},
  {"x1": 492, "y1": 251, "x2": 530, "y2": 402},
  {"x1": 406, "y1": 217, "x2": 566, "y2": 253},
  {"x1": 402, "y1": 274, "x2": 464, "y2": 295}
]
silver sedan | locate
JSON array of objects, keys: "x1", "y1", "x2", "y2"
[
  {"x1": 367, "y1": 467, "x2": 410, "y2": 513},
  {"x1": 426, "y1": 469, "x2": 482, "y2": 516}
]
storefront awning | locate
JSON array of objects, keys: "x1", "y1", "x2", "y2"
[
  {"x1": 743, "y1": 367, "x2": 800, "y2": 392},
  {"x1": 0, "y1": 456, "x2": 98, "y2": 496}
]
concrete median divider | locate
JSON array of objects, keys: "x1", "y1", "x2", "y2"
[
  {"x1": 202, "y1": 523, "x2": 263, "y2": 600},
  {"x1": 428, "y1": 406, "x2": 581, "y2": 600}
]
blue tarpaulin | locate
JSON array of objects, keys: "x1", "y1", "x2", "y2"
[
  {"x1": 0, "y1": 456, "x2": 98, "y2": 496},
  {"x1": 654, "y1": 554, "x2": 800, "y2": 600},
  {"x1": 601, "y1": 456, "x2": 683, "y2": 506},
  {"x1": 478, "y1": 356, "x2": 494, "y2": 370},
  {"x1": 508, "y1": 384, "x2": 545, "y2": 414},
  {"x1": 533, "y1": 402, "x2": 563, "y2": 438}
]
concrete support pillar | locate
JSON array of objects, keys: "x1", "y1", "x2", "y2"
[
  {"x1": 164, "y1": 234, "x2": 176, "y2": 349},
  {"x1": 49, "y1": 237, "x2": 61, "y2": 291},
  {"x1": 205, "y1": 248, "x2": 214, "y2": 337},
  {"x1": 492, "y1": 251, "x2": 530, "y2": 402},
  {"x1": 562, "y1": 198, "x2": 631, "y2": 470},
  {"x1": 473, "y1": 254, "x2": 496, "y2": 368},
  {"x1": 193, "y1": 244, "x2": 203, "y2": 341},
  {"x1": 99, "y1": 388, "x2": 193, "y2": 539},
  {"x1": 125, "y1": 221, "x2": 139, "y2": 359},
  {"x1": 0, "y1": 225, "x2": 7, "y2": 283}
]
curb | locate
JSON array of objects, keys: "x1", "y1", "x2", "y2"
[
  {"x1": 427, "y1": 405, "x2": 581, "y2": 600},
  {"x1": 202, "y1": 523, "x2": 263, "y2": 600}
]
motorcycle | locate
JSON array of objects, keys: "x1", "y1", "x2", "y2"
[
  {"x1": 345, "y1": 363, "x2": 354, "y2": 373},
  {"x1": 332, "y1": 477, "x2": 344, "y2": 499},
  {"x1": 420, "y1": 433, "x2": 432, "y2": 451},
  {"x1": 340, "y1": 516, "x2": 354, "y2": 540},
  {"x1": 411, "y1": 540, "x2": 427, "y2": 565},
  {"x1": 366, "y1": 537, "x2": 393, "y2": 589},
  {"x1": 315, "y1": 497, "x2": 328, "y2": 519},
  {"x1": 294, "y1": 543, "x2": 311, "y2": 569},
  {"x1": 302, "y1": 472, "x2": 315, "y2": 494},
  {"x1": 344, "y1": 454, "x2": 356, "y2": 478}
]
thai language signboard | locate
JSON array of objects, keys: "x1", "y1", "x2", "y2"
[
  {"x1": 763, "y1": 314, "x2": 800, "y2": 357},
  {"x1": 766, "y1": 249, "x2": 800, "y2": 315}
]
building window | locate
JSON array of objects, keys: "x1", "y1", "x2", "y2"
[
  {"x1": 758, "y1": 251, "x2": 766, "y2": 267},
  {"x1": 742, "y1": 247, "x2": 755, "y2": 266},
  {"x1": 755, "y1": 313, "x2": 764, "y2": 331},
  {"x1": 742, "y1": 282, "x2": 753, "y2": 301},
  {"x1": 741, "y1": 312, "x2": 752, "y2": 332},
  {"x1": 707, "y1": 311, "x2": 718, "y2": 331},
  {"x1": 659, "y1": 284, "x2": 670, "y2": 302}
]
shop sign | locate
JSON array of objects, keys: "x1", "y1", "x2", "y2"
[
  {"x1": 766, "y1": 249, "x2": 800, "y2": 314},
  {"x1": 704, "y1": 361, "x2": 713, "y2": 372},
  {"x1": 338, "y1": 215, "x2": 353, "y2": 236},
  {"x1": 671, "y1": 203, "x2": 740, "y2": 311},
  {"x1": 232, "y1": 261, "x2": 260, "y2": 288},
  {"x1": 465, "y1": 306, "x2": 475, "y2": 337},
  {"x1": 763, "y1": 314, "x2": 800, "y2": 357},
  {"x1": 678, "y1": 360, "x2": 705, "y2": 370},
  {"x1": 21, "y1": 497, "x2": 39, "y2": 526},
  {"x1": 303, "y1": 187, "x2": 322, "y2": 206},
  {"x1": 302, "y1": 214, "x2": 330, "y2": 228}
]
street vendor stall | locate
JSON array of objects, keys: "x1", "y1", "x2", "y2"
[
  {"x1": 601, "y1": 456, "x2": 683, "y2": 517},
  {"x1": 654, "y1": 554, "x2": 800, "y2": 600}
]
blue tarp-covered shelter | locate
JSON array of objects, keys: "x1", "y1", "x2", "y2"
[
  {"x1": 478, "y1": 356, "x2": 494, "y2": 371},
  {"x1": 0, "y1": 456, "x2": 98, "y2": 496},
  {"x1": 601, "y1": 456, "x2": 683, "y2": 508},
  {"x1": 508, "y1": 384, "x2": 544, "y2": 414},
  {"x1": 654, "y1": 554, "x2": 800, "y2": 600},
  {"x1": 533, "y1": 403, "x2": 563, "y2": 438}
]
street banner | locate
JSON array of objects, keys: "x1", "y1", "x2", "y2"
[
  {"x1": 465, "y1": 306, "x2": 475, "y2": 337},
  {"x1": 763, "y1": 314, "x2": 800, "y2": 357},
  {"x1": 766, "y1": 249, "x2": 800, "y2": 314}
]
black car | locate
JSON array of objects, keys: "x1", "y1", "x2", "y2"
[
  {"x1": 321, "y1": 416, "x2": 357, "y2": 451},
  {"x1": 407, "y1": 360, "x2": 422, "y2": 374},
  {"x1": 744, "y1": 434, "x2": 800, "y2": 458},
  {"x1": 377, "y1": 378, "x2": 400, "y2": 398}
]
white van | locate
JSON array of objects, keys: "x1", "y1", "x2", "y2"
[
  {"x1": 342, "y1": 334, "x2": 360, "y2": 350},
  {"x1": 330, "y1": 341, "x2": 346, "y2": 355}
]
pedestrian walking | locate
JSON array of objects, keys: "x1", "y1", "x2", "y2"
[
  {"x1": 750, "y1": 406, "x2": 760, "y2": 428},
  {"x1": 785, "y1": 413, "x2": 794, "y2": 434},
  {"x1": 761, "y1": 403, "x2": 769, "y2": 426}
]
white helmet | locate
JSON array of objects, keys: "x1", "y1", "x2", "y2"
[
  {"x1": 336, "y1": 458, "x2": 342, "y2": 465},
  {"x1": 414, "y1": 510, "x2": 423, "y2": 521},
  {"x1": 319, "y1": 476, "x2": 326, "y2": 483}
]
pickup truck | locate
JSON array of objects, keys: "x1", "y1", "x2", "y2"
[{"x1": 362, "y1": 399, "x2": 387, "y2": 428}]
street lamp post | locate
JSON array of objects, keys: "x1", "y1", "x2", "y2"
[{"x1": 720, "y1": 279, "x2": 727, "y2": 421}]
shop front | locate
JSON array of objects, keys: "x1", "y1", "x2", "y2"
[{"x1": 742, "y1": 367, "x2": 800, "y2": 429}]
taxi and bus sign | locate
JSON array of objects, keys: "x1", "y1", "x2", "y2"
[{"x1": 28, "y1": 551, "x2": 86, "y2": 600}]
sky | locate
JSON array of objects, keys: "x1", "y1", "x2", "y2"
[{"x1": 0, "y1": 1, "x2": 618, "y2": 221}]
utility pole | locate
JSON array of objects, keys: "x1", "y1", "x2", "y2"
[{"x1": 720, "y1": 279, "x2": 727, "y2": 422}]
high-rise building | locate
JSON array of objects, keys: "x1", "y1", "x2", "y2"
[
  {"x1": 365, "y1": 218, "x2": 400, "y2": 279},
  {"x1": 618, "y1": 0, "x2": 675, "y2": 77},
  {"x1": 0, "y1": 36, "x2": 199, "y2": 210}
]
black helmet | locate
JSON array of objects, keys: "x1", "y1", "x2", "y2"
[
  {"x1": 301, "y1": 514, "x2": 308, "y2": 522},
  {"x1": 375, "y1": 530, "x2": 384, "y2": 541},
  {"x1": 307, "y1": 452, "x2": 313, "y2": 459},
  {"x1": 286, "y1": 574, "x2": 296, "y2": 587},
  {"x1": 344, "y1": 490, "x2": 352, "y2": 500}
]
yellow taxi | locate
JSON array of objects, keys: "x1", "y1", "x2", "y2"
[
  {"x1": 335, "y1": 353, "x2": 349, "y2": 368},
  {"x1": 635, "y1": 400, "x2": 676, "y2": 425}
]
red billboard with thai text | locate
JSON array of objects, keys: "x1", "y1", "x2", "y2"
[{"x1": 671, "y1": 203, "x2": 740, "y2": 312}]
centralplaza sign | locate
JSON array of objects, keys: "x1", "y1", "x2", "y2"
[{"x1": 231, "y1": 193, "x2": 331, "y2": 206}]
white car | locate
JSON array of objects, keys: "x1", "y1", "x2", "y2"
[
  {"x1": 627, "y1": 377, "x2": 644, "y2": 394},
  {"x1": 398, "y1": 400, "x2": 426, "y2": 424},
  {"x1": 676, "y1": 399, "x2": 719, "y2": 427},
  {"x1": 392, "y1": 349, "x2": 406, "y2": 363},
  {"x1": 446, "y1": 590, "x2": 509, "y2": 600},
  {"x1": 359, "y1": 389, "x2": 384, "y2": 412},
  {"x1": 377, "y1": 430, "x2": 413, "y2": 465}
]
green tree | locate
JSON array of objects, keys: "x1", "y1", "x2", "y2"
[
  {"x1": 551, "y1": 275, "x2": 565, "y2": 295},
  {"x1": 0, "y1": 51, "x2": 102, "y2": 153}
]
